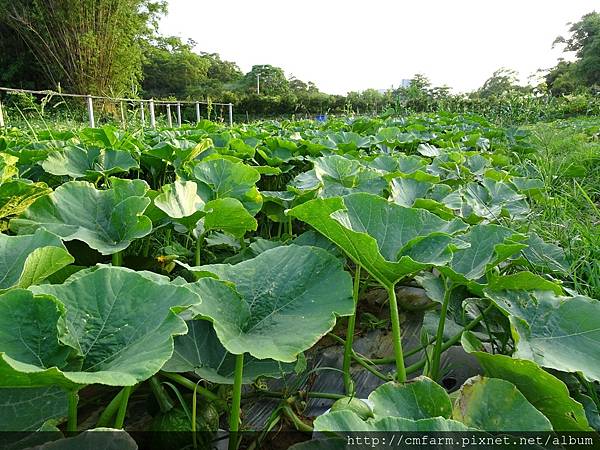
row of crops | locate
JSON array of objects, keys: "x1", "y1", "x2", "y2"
[{"x1": 0, "y1": 113, "x2": 598, "y2": 449}]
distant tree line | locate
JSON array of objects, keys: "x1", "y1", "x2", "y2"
[{"x1": 0, "y1": 2, "x2": 598, "y2": 120}]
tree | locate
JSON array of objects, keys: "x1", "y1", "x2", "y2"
[
  {"x1": 200, "y1": 52, "x2": 243, "y2": 85},
  {"x1": 545, "y1": 60, "x2": 581, "y2": 95},
  {"x1": 242, "y1": 65, "x2": 290, "y2": 96},
  {"x1": 548, "y1": 11, "x2": 600, "y2": 93},
  {"x1": 408, "y1": 74, "x2": 431, "y2": 91},
  {"x1": 142, "y1": 37, "x2": 211, "y2": 98},
  {"x1": 394, "y1": 74, "x2": 435, "y2": 112},
  {"x1": 478, "y1": 68, "x2": 524, "y2": 97},
  {"x1": 289, "y1": 77, "x2": 309, "y2": 92},
  {"x1": 0, "y1": 0, "x2": 166, "y2": 95}
]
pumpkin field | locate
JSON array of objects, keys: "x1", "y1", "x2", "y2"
[{"x1": 0, "y1": 111, "x2": 599, "y2": 449}]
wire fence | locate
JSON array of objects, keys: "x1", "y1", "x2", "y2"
[{"x1": 0, "y1": 86, "x2": 234, "y2": 129}]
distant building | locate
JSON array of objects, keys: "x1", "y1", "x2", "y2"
[{"x1": 377, "y1": 79, "x2": 411, "y2": 94}]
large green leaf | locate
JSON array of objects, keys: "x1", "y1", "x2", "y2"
[
  {"x1": 1, "y1": 266, "x2": 201, "y2": 387},
  {"x1": 0, "y1": 229, "x2": 73, "y2": 290},
  {"x1": 228, "y1": 137, "x2": 257, "y2": 159},
  {"x1": 312, "y1": 155, "x2": 388, "y2": 198},
  {"x1": 390, "y1": 177, "x2": 433, "y2": 207},
  {"x1": 485, "y1": 272, "x2": 564, "y2": 295},
  {"x1": 327, "y1": 131, "x2": 372, "y2": 152},
  {"x1": 260, "y1": 191, "x2": 295, "y2": 223},
  {"x1": 447, "y1": 224, "x2": 527, "y2": 280},
  {"x1": 147, "y1": 138, "x2": 211, "y2": 166},
  {"x1": 10, "y1": 179, "x2": 152, "y2": 255},
  {"x1": 163, "y1": 319, "x2": 298, "y2": 384},
  {"x1": 41, "y1": 146, "x2": 138, "y2": 179},
  {"x1": 375, "y1": 127, "x2": 421, "y2": 148},
  {"x1": 79, "y1": 125, "x2": 141, "y2": 152},
  {"x1": 202, "y1": 198, "x2": 257, "y2": 238},
  {"x1": 574, "y1": 393, "x2": 600, "y2": 432},
  {"x1": 452, "y1": 376, "x2": 553, "y2": 431},
  {"x1": 0, "y1": 386, "x2": 68, "y2": 431},
  {"x1": 192, "y1": 158, "x2": 262, "y2": 215},
  {"x1": 0, "y1": 153, "x2": 18, "y2": 183},
  {"x1": 0, "y1": 290, "x2": 71, "y2": 370},
  {"x1": 369, "y1": 377, "x2": 452, "y2": 420},
  {"x1": 438, "y1": 224, "x2": 528, "y2": 293},
  {"x1": 154, "y1": 180, "x2": 204, "y2": 230},
  {"x1": 314, "y1": 411, "x2": 471, "y2": 432},
  {"x1": 369, "y1": 154, "x2": 427, "y2": 175},
  {"x1": 173, "y1": 138, "x2": 213, "y2": 169},
  {"x1": 484, "y1": 289, "x2": 600, "y2": 382},
  {"x1": 443, "y1": 179, "x2": 529, "y2": 223},
  {"x1": 0, "y1": 180, "x2": 51, "y2": 225},
  {"x1": 516, "y1": 233, "x2": 569, "y2": 274},
  {"x1": 185, "y1": 245, "x2": 353, "y2": 362},
  {"x1": 461, "y1": 332, "x2": 591, "y2": 431},
  {"x1": 258, "y1": 137, "x2": 300, "y2": 166},
  {"x1": 154, "y1": 180, "x2": 205, "y2": 219},
  {"x1": 25, "y1": 428, "x2": 138, "y2": 450},
  {"x1": 288, "y1": 193, "x2": 467, "y2": 287}
]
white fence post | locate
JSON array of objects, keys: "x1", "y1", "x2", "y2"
[
  {"x1": 166, "y1": 104, "x2": 173, "y2": 128},
  {"x1": 86, "y1": 95, "x2": 95, "y2": 128},
  {"x1": 140, "y1": 101, "x2": 145, "y2": 127},
  {"x1": 149, "y1": 99, "x2": 156, "y2": 129},
  {"x1": 120, "y1": 101, "x2": 126, "y2": 126},
  {"x1": 0, "y1": 87, "x2": 234, "y2": 131},
  {"x1": 0, "y1": 98, "x2": 5, "y2": 128}
]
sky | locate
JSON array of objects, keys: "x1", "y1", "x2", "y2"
[{"x1": 159, "y1": 0, "x2": 597, "y2": 95}]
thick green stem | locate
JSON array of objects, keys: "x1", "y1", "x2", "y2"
[
  {"x1": 96, "y1": 390, "x2": 123, "y2": 428},
  {"x1": 228, "y1": 353, "x2": 245, "y2": 450},
  {"x1": 329, "y1": 333, "x2": 391, "y2": 382},
  {"x1": 281, "y1": 405, "x2": 313, "y2": 432},
  {"x1": 192, "y1": 381, "x2": 201, "y2": 449},
  {"x1": 112, "y1": 251, "x2": 122, "y2": 266},
  {"x1": 194, "y1": 233, "x2": 205, "y2": 266},
  {"x1": 342, "y1": 266, "x2": 361, "y2": 395},
  {"x1": 428, "y1": 281, "x2": 453, "y2": 381},
  {"x1": 350, "y1": 350, "x2": 392, "y2": 381},
  {"x1": 67, "y1": 390, "x2": 78, "y2": 432},
  {"x1": 306, "y1": 391, "x2": 346, "y2": 400},
  {"x1": 405, "y1": 304, "x2": 494, "y2": 375},
  {"x1": 369, "y1": 337, "x2": 436, "y2": 365},
  {"x1": 243, "y1": 390, "x2": 346, "y2": 401},
  {"x1": 149, "y1": 376, "x2": 174, "y2": 413},
  {"x1": 159, "y1": 371, "x2": 225, "y2": 408},
  {"x1": 96, "y1": 386, "x2": 139, "y2": 428},
  {"x1": 387, "y1": 285, "x2": 406, "y2": 382},
  {"x1": 373, "y1": 304, "x2": 492, "y2": 367},
  {"x1": 113, "y1": 386, "x2": 132, "y2": 429},
  {"x1": 142, "y1": 238, "x2": 151, "y2": 258}
]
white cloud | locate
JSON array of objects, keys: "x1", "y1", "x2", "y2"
[{"x1": 159, "y1": 0, "x2": 596, "y2": 94}]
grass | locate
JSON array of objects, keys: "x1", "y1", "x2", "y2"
[{"x1": 523, "y1": 117, "x2": 600, "y2": 299}]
